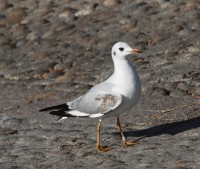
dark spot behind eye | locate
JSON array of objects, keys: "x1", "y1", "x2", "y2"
[
  {"x1": 119, "y1": 47, "x2": 124, "y2": 51},
  {"x1": 113, "y1": 51, "x2": 116, "y2": 55}
]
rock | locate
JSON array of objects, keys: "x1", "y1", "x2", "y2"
[
  {"x1": 59, "y1": 10, "x2": 73, "y2": 22},
  {"x1": 8, "y1": 8, "x2": 26, "y2": 25},
  {"x1": 170, "y1": 88, "x2": 190, "y2": 97},
  {"x1": 148, "y1": 87, "x2": 170, "y2": 96},
  {"x1": 187, "y1": 46, "x2": 200, "y2": 53},
  {"x1": 41, "y1": 30, "x2": 54, "y2": 39},
  {"x1": 74, "y1": 5, "x2": 92, "y2": 17},
  {"x1": 195, "y1": 83, "x2": 200, "y2": 95},
  {"x1": 103, "y1": 0, "x2": 118, "y2": 7},
  {"x1": 26, "y1": 32, "x2": 37, "y2": 41},
  {"x1": 0, "y1": 0, "x2": 7, "y2": 11},
  {"x1": 0, "y1": 127, "x2": 17, "y2": 136},
  {"x1": 186, "y1": 1, "x2": 198, "y2": 11}
]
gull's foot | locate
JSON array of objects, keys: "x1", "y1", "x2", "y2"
[
  {"x1": 96, "y1": 144, "x2": 112, "y2": 152},
  {"x1": 123, "y1": 140, "x2": 140, "y2": 146}
]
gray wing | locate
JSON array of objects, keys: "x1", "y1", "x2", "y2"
[{"x1": 67, "y1": 83, "x2": 122, "y2": 114}]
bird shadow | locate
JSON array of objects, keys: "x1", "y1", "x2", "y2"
[{"x1": 114, "y1": 117, "x2": 200, "y2": 140}]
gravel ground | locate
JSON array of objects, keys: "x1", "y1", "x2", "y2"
[{"x1": 0, "y1": 0, "x2": 200, "y2": 168}]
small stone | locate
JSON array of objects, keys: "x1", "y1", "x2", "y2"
[
  {"x1": 42, "y1": 71, "x2": 63, "y2": 79},
  {"x1": 74, "y1": 5, "x2": 92, "y2": 17},
  {"x1": 160, "y1": 2, "x2": 173, "y2": 9},
  {"x1": 16, "y1": 39, "x2": 26, "y2": 47},
  {"x1": 9, "y1": 25, "x2": 26, "y2": 38},
  {"x1": 0, "y1": 18, "x2": 9, "y2": 27},
  {"x1": 186, "y1": 1, "x2": 197, "y2": 11},
  {"x1": 26, "y1": 32, "x2": 37, "y2": 41},
  {"x1": 170, "y1": 88, "x2": 190, "y2": 97},
  {"x1": 191, "y1": 22, "x2": 200, "y2": 31},
  {"x1": 190, "y1": 13, "x2": 200, "y2": 20},
  {"x1": 152, "y1": 87, "x2": 170, "y2": 96},
  {"x1": 120, "y1": 23, "x2": 135, "y2": 33},
  {"x1": 28, "y1": 92, "x2": 56, "y2": 102},
  {"x1": 134, "y1": 60, "x2": 149, "y2": 67},
  {"x1": 21, "y1": 17, "x2": 30, "y2": 25},
  {"x1": 53, "y1": 63, "x2": 65, "y2": 72},
  {"x1": 103, "y1": 0, "x2": 117, "y2": 7},
  {"x1": 34, "y1": 6, "x2": 49, "y2": 17},
  {"x1": 178, "y1": 29, "x2": 188, "y2": 37},
  {"x1": 8, "y1": 8, "x2": 26, "y2": 24},
  {"x1": 0, "y1": 128, "x2": 17, "y2": 136},
  {"x1": 187, "y1": 46, "x2": 200, "y2": 53},
  {"x1": 34, "y1": 51, "x2": 46, "y2": 60},
  {"x1": 42, "y1": 30, "x2": 54, "y2": 39},
  {"x1": 164, "y1": 82, "x2": 177, "y2": 92},
  {"x1": 59, "y1": 10, "x2": 73, "y2": 22},
  {"x1": 0, "y1": 36, "x2": 9, "y2": 46},
  {"x1": 195, "y1": 83, "x2": 200, "y2": 95},
  {"x1": 0, "y1": 0, "x2": 7, "y2": 11},
  {"x1": 171, "y1": 24, "x2": 183, "y2": 32}
]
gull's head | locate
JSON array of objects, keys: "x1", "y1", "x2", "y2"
[{"x1": 111, "y1": 42, "x2": 141, "y2": 60}]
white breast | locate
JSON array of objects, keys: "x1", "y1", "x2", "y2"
[{"x1": 106, "y1": 59, "x2": 141, "y2": 103}]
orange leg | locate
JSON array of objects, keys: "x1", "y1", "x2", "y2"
[
  {"x1": 117, "y1": 117, "x2": 139, "y2": 146},
  {"x1": 96, "y1": 119, "x2": 111, "y2": 152}
]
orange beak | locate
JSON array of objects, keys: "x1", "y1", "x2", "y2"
[{"x1": 131, "y1": 48, "x2": 142, "y2": 54}]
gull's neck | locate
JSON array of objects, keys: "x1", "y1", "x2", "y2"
[
  {"x1": 109, "y1": 57, "x2": 138, "y2": 84},
  {"x1": 106, "y1": 57, "x2": 141, "y2": 100},
  {"x1": 113, "y1": 58, "x2": 133, "y2": 74}
]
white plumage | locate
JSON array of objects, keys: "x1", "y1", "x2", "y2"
[{"x1": 40, "y1": 42, "x2": 142, "y2": 152}]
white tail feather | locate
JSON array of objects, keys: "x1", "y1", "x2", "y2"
[{"x1": 68, "y1": 110, "x2": 90, "y2": 117}]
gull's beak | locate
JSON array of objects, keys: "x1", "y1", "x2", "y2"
[{"x1": 130, "y1": 48, "x2": 142, "y2": 54}]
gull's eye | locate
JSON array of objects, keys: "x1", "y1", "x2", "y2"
[{"x1": 119, "y1": 47, "x2": 124, "y2": 51}]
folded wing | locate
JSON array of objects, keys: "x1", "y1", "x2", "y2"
[{"x1": 68, "y1": 83, "x2": 122, "y2": 115}]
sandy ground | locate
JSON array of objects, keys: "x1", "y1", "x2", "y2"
[{"x1": 0, "y1": 0, "x2": 200, "y2": 168}]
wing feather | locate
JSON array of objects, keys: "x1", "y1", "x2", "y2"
[{"x1": 67, "y1": 83, "x2": 122, "y2": 115}]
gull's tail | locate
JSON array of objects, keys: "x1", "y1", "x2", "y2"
[
  {"x1": 39, "y1": 104, "x2": 69, "y2": 112},
  {"x1": 39, "y1": 104, "x2": 75, "y2": 120},
  {"x1": 39, "y1": 103, "x2": 92, "y2": 120}
]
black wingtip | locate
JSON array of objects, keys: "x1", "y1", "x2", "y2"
[
  {"x1": 39, "y1": 104, "x2": 69, "y2": 112},
  {"x1": 49, "y1": 110, "x2": 75, "y2": 118}
]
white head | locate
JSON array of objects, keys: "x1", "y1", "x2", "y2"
[{"x1": 111, "y1": 42, "x2": 141, "y2": 60}]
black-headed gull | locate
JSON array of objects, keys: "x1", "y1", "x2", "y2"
[{"x1": 40, "y1": 42, "x2": 142, "y2": 152}]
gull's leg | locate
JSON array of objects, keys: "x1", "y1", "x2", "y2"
[
  {"x1": 117, "y1": 117, "x2": 139, "y2": 146},
  {"x1": 96, "y1": 119, "x2": 111, "y2": 152}
]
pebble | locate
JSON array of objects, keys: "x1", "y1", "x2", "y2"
[
  {"x1": 187, "y1": 46, "x2": 200, "y2": 53},
  {"x1": 0, "y1": 127, "x2": 17, "y2": 136},
  {"x1": 41, "y1": 30, "x2": 54, "y2": 39},
  {"x1": 0, "y1": 0, "x2": 7, "y2": 11},
  {"x1": 120, "y1": 23, "x2": 135, "y2": 33},
  {"x1": 53, "y1": 63, "x2": 65, "y2": 72},
  {"x1": 178, "y1": 29, "x2": 188, "y2": 37},
  {"x1": 160, "y1": 2, "x2": 173, "y2": 9},
  {"x1": 20, "y1": 17, "x2": 31, "y2": 25},
  {"x1": 26, "y1": 32, "x2": 37, "y2": 41},
  {"x1": 9, "y1": 25, "x2": 26, "y2": 38},
  {"x1": 74, "y1": 5, "x2": 92, "y2": 17},
  {"x1": 34, "y1": 6, "x2": 49, "y2": 17},
  {"x1": 170, "y1": 88, "x2": 190, "y2": 97},
  {"x1": 0, "y1": 36, "x2": 9, "y2": 46},
  {"x1": 8, "y1": 8, "x2": 26, "y2": 25},
  {"x1": 195, "y1": 83, "x2": 200, "y2": 95},
  {"x1": 59, "y1": 10, "x2": 73, "y2": 22},
  {"x1": 103, "y1": 0, "x2": 117, "y2": 7},
  {"x1": 150, "y1": 87, "x2": 170, "y2": 96},
  {"x1": 34, "y1": 51, "x2": 46, "y2": 60}
]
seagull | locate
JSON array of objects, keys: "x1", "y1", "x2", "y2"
[{"x1": 40, "y1": 42, "x2": 142, "y2": 152}]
